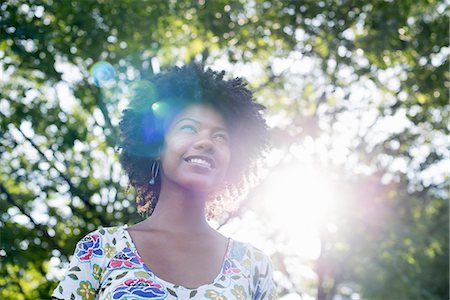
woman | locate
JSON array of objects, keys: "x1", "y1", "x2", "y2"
[{"x1": 52, "y1": 62, "x2": 277, "y2": 299}]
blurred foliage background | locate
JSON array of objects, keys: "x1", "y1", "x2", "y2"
[{"x1": 0, "y1": 0, "x2": 448, "y2": 299}]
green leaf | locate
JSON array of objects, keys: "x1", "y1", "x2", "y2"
[
  {"x1": 115, "y1": 272, "x2": 128, "y2": 280},
  {"x1": 69, "y1": 266, "x2": 81, "y2": 272},
  {"x1": 68, "y1": 273, "x2": 78, "y2": 280},
  {"x1": 189, "y1": 290, "x2": 198, "y2": 298},
  {"x1": 167, "y1": 288, "x2": 177, "y2": 297}
]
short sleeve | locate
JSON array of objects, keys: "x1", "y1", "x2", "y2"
[
  {"x1": 51, "y1": 229, "x2": 107, "y2": 299},
  {"x1": 252, "y1": 250, "x2": 278, "y2": 300}
]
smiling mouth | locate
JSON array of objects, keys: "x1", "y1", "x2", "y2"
[{"x1": 184, "y1": 156, "x2": 215, "y2": 169}]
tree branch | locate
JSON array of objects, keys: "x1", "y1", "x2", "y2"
[
  {"x1": 97, "y1": 91, "x2": 119, "y2": 147},
  {"x1": 13, "y1": 124, "x2": 108, "y2": 225},
  {"x1": 0, "y1": 183, "x2": 70, "y2": 257}
]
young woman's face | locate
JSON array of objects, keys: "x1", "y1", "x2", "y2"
[{"x1": 160, "y1": 104, "x2": 231, "y2": 193}]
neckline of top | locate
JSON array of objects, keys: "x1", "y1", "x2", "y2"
[{"x1": 120, "y1": 224, "x2": 233, "y2": 290}]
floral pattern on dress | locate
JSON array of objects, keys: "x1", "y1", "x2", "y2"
[
  {"x1": 108, "y1": 227, "x2": 119, "y2": 234},
  {"x1": 205, "y1": 289, "x2": 228, "y2": 300},
  {"x1": 222, "y1": 258, "x2": 241, "y2": 275},
  {"x1": 231, "y1": 285, "x2": 247, "y2": 300},
  {"x1": 112, "y1": 278, "x2": 166, "y2": 299},
  {"x1": 76, "y1": 233, "x2": 103, "y2": 262},
  {"x1": 52, "y1": 225, "x2": 278, "y2": 299},
  {"x1": 92, "y1": 264, "x2": 102, "y2": 282},
  {"x1": 76, "y1": 280, "x2": 96, "y2": 300},
  {"x1": 107, "y1": 247, "x2": 144, "y2": 270},
  {"x1": 105, "y1": 243, "x2": 117, "y2": 258}
]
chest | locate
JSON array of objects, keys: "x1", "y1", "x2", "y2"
[{"x1": 126, "y1": 230, "x2": 229, "y2": 288}]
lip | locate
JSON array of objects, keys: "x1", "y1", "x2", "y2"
[{"x1": 184, "y1": 155, "x2": 216, "y2": 169}]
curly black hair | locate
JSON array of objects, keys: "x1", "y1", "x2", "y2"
[{"x1": 118, "y1": 62, "x2": 269, "y2": 219}]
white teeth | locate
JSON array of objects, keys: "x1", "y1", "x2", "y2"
[{"x1": 187, "y1": 158, "x2": 211, "y2": 168}]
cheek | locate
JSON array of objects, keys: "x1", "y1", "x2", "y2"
[
  {"x1": 160, "y1": 140, "x2": 181, "y2": 170},
  {"x1": 163, "y1": 136, "x2": 184, "y2": 157},
  {"x1": 223, "y1": 147, "x2": 241, "y2": 182},
  {"x1": 221, "y1": 147, "x2": 232, "y2": 173}
]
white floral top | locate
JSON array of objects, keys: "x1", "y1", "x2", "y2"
[{"x1": 51, "y1": 225, "x2": 278, "y2": 299}]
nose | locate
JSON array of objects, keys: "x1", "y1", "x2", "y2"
[{"x1": 193, "y1": 135, "x2": 215, "y2": 154}]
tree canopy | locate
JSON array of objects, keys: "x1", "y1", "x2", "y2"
[{"x1": 1, "y1": 0, "x2": 448, "y2": 299}]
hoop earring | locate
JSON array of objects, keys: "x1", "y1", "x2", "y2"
[{"x1": 149, "y1": 160, "x2": 160, "y2": 185}]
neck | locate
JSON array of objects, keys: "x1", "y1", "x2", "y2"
[{"x1": 139, "y1": 180, "x2": 214, "y2": 235}]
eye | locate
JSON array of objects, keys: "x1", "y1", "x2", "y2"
[
  {"x1": 180, "y1": 124, "x2": 197, "y2": 133},
  {"x1": 213, "y1": 132, "x2": 229, "y2": 142}
]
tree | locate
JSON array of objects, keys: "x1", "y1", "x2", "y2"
[{"x1": 1, "y1": 0, "x2": 448, "y2": 299}]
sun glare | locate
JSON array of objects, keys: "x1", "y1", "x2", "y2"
[{"x1": 261, "y1": 164, "x2": 338, "y2": 260}]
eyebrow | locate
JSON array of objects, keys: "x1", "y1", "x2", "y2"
[{"x1": 175, "y1": 117, "x2": 228, "y2": 132}]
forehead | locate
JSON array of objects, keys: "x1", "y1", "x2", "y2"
[{"x1": 171, "y1": 104, "x2": 228, "y2": 130}]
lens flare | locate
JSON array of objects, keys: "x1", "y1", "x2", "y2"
[
  {"x1": 90, "y1": 61, "x2": 117, "y2": 88},
  {"x1": 140, "y1": 113, "x2": 164, "y2": 153},
  {"x1": 127, "y1": 80, "x2": 157, "y2": 112},
  {"x1": 261, "y1": 164, "x2": 337, "y2": 260},
  {"x1": 151, "y1": 101, "x2": 170, "y2": 119}
]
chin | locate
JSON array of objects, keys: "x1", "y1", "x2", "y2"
[
  {"x1": 181, "y1": 179, "x2": 222, "y2": 195},
  {"x1": 185, "y1": 183, "x2": 217, "y2": 194}
]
